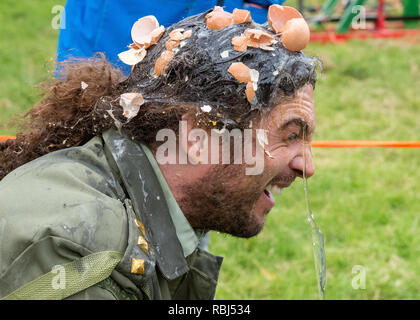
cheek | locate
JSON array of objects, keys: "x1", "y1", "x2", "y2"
[{"x1": 264, "y1": 148, "x2": 292, "y2": 174}]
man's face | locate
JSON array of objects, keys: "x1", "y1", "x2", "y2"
[{"x1": 181, "y1": 84, "x2": 316, "y2": 238}]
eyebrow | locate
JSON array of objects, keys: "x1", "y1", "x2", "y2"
[{"x1": 280, "y1": 118, "x2": 314, "y2": 136}]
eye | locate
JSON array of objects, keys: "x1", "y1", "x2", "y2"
[{"x1": 288, "y1": 133, "x2": 299, "y2": 141}]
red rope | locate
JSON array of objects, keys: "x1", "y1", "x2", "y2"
[
  {"x1": 1, "y1": 135, "x2": 419, "y2": 148},
  {"x1": 0, "y1": 136, "x2": 16, "y2": 143},
  {"x1": 311, "y1": 140, "x2": 420, "y2": 148}
]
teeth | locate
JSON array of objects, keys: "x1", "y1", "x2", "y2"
[{"x1": 267, "y1": 184, "x2": 283, "y2": 195}]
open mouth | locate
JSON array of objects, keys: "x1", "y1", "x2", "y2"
[
  {"x1": 258, "y1": 177, "x2": 295, "y2": 215},
  {"x1": 263, "y1": 184, "x2": 282, "y2": 205},
  {"x1": 259, "y1": 183, "x2": 284, "y2": 213},
  {"x1": 266, "y1": 183, "x2": 283, "y2": 196}
]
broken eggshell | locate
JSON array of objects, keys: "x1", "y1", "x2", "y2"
[
  {"x1": 169, "y1": 28, "x2": 185, "y2": 41},
  {"x1": 206, "y1": 6, "x2": 233, "y2": 30},
  {"x1": 232, "y1": 28, "x2": 277, "y2": 52},
  {"x1": 266, "y1": 5, "x2": 310, "y2": 51},
  {"x1": 120, "y1": 92, "x2": 144, "y2": 120},
  {"x1": 200, "y1": 105, "x2": 212, "y2": 113},
  {"x1": 220, "y1": 50, "x2": 230, "y2": 58},
  {"x1": 227, "y1": 62, "x2": 251, "y2": 83},
  {"x1": 165, "y1": 39, "x2": 180, "y2": 51},
  {"x1": 279, "y1": 18, "x2": 310, "y2": 51},
  {"x1": 267, "y1": 5, "x2": 303, "y2": 34},
  {"x1": 183, "y1": 29, "x2": 192, "y2": 39},
  {"x1": 118, "y1": 48, "x2": 147, "y2": 65},
  {"x1": 257, "y1": 130, "x2": 268, "y2": 149},
  {"x1": 245, "y1": 82, "x2": 255, "y2": 102},
  {"x1": 165, "y1": 29, "x2": 192, "y2": 52},
  {"x1": 249, "y1": 68, "x2": 259, "y2": 90},
  {"x1": 81, "y1": 81, "x2": 88, "y2": 90},
  {"x1": 231, "y1": 35, "x2": 248, "y2": 52},
  {"x1": 131, "y1": 15, "x2": 165, "y2": 49},
  {"x1": 246, "y1": 69, "x2": 259, "y2": 102},
  {"x1": 244, "y1": 29, "x2": 275, "y2": 48},
  {"x1": 154, "y1": 50, "x2": 175, "y2": 76},
  {"x1": 232, "y1": 9, "x2": 251, "y2": 24},
  {"x1": 228, "y1": 63, "x2": 260, "y2": 103},
  {"x1": 169, "y1": 28, "x2": 192, "y2": 41},
  {"x1": 150, "y1": 26, "x2": 165, "y2": 44},
  {"x1": 265, "y1": 150, "x2": 275, "y2": 159},
  {"x1": 259, "y1": 44, "x2": 275, "y2": 51},
  {"x1": 129, "y1": 42, "x2": 142, "y2": 50}
]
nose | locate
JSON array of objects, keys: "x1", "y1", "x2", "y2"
[{"x1": 289, "y1": 146, "x2": 315, "y2": 179}]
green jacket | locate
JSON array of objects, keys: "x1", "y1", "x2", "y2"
[{"x1": 0, "y1": 129, "x2": 223, "y2": 300}]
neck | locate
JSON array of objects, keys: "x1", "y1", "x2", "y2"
[{"x1": 150, "y1": 147, "x2": 212, "y2": 218}]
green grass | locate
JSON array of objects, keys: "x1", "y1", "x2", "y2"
[
  {"x1": 0, "y1": 0, "x2": 65, "y2": 134},
  {"x1": 1, "y1": 1, "x2": 419, "y2": 300},
  {"x1": 211, "y1": 39, "x2": 420, "y2": 299}
]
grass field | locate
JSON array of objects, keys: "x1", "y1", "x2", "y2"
[{"x1": 1, "y1": 0, "x2": 419, "y2": 299}]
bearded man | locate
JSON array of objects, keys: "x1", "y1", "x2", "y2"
[{"x1": 0, "y1": 7, "x2": 317, "y2": 300}]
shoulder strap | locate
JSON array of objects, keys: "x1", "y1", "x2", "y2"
[
  {"x1": 102, "y1": 129, "x2": 189, "y2": 281},
  {"x1": 1, "y1": 251, "x2": 123, "y2": 300}
]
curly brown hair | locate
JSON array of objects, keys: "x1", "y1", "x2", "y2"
[{"x1": 0, "y1": 10, "x2": 318, "y2": 181}]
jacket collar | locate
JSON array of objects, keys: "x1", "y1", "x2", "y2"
[
  {"x1": 140, "y1": 142, "x2": 208, "y2": 257},
  {"x1": 102, "y1": 129, "x2": 189, "y2": 281}
]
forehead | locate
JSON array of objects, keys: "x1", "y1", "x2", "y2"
[{"x1": 266, "y1": 84, "x2": 315, "y2": 133}]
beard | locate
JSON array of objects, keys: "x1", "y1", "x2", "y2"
[{"x1": 179, "y1": 164, "x2": 267, "y2": 238}]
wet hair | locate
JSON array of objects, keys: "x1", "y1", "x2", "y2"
[{"x1": 0, "y1": 10, "x2": 317, "y2": 180}]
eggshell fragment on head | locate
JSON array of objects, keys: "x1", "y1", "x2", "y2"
[
  {"x1": 165, "y1": 29, "x2": 192, "y2": 52},
  {"x1": 120, "y1": 93, "x2": 144, "y2": 120},
  {"x1": 227, "y1": 62, "x2": 251, "y2": 83},
  {"x1": 232, "y1": 9, "x2": 251, "y2": 24},
  {"x1": 259, "y1": 44, "x2": 275, "y2": 51},
  {"x1": 201, "y1": 105, "x2": 212, "y2": 113},
  {"x1": 169, "y1": 28, "x2": 192, "y2": 42},
  {"x1": 206, "y1": 6, "x2": 233, "y2": 30},
  {"x1": 279, "y1": 18, "x2": 310, "y2": 51},
  {"x1": 244, "y1": 29, "x2": 275, "y2": 48},
  {"x1": 150, "y1": 26, "x2": 165, "y2": 44},
  {"x1": 245, "y1": 82, "x2": 255, "y2": 102},
  {"x1": 118, "y1": 48, "x2": 147, "y2": 65},
  {"x1": 165, "y1": 39, "x2": 180, "y2": 50},
  {"x1": 128, "y1": 43, "x2": 142, "y2": 50},
  {"x1": 266, "y1": 5, "x2": 310, "y2": 51},
  {"x1": 154, "y1": 50, "x2": 175, "y2": 76},
  {"x1": 81, "y1": 81, "x2": 88, "y2": 90},
  {"x1": 232, "y1": 28, "x2": 277, "y2": 52},
  {"x1": 169, "y1": 28, "x2": 185, "y2": 41},
  {"x1": 249, "y1": 69, "x2": 259, "y2": 89},
  {"x1": 257, "y1": 130, "x2": 268, "y2": 149},
  {"x1": 180, "y1": 29, "x2": 192, "y2": 40},
  {"x1": 231, "y1": 35, "x2": 248, "y2": 52},
  {"x1": 131, "y1": 15, "x2": 165, "y2": 49},
  {"x1": 220, "y1": 50, "x2": 230, "y2": 58},
  {"x1": 267, "y1": 5, "x2": 303, "y2": 34}
]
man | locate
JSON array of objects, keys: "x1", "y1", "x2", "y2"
[{"x1": 0, "y1": 7, "x2": 316, "y2": 299}]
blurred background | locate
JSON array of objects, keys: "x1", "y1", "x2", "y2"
[{"x1": 0, "y1": 0, "x2": 419, "y2": 299}]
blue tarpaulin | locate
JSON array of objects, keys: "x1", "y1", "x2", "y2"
[{"x1": 56, "y1": 0, "x2": 285, "y2": 75}]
